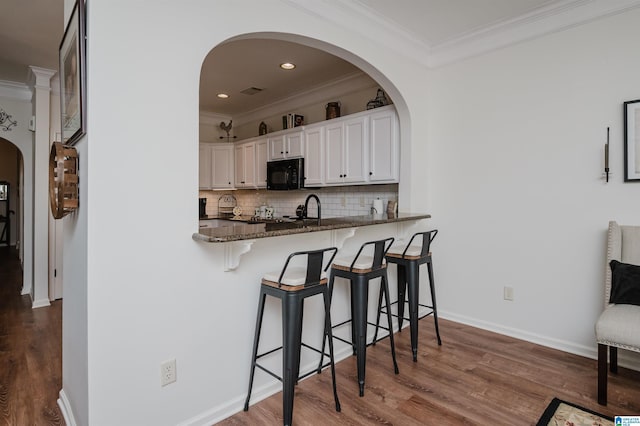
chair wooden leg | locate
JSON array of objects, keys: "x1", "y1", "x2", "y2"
[
  {"x1": 610, "y1": 346, "x2": 618, "y2": 374},
  {"x1": 598, "y1": 343, "x2": 608, "y2": 405}
]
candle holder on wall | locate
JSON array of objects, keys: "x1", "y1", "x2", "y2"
[{"x1": 602, "y1": 127, "x2": 611, "y2": 183}]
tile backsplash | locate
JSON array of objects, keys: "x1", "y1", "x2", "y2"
[{"x1": 199, "y1": 184, "x2": 398, "y2": 218}]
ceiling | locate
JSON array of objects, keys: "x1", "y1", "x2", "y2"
[{"x1": 0, "y1": 0, "x2": 578, "y2": 114}]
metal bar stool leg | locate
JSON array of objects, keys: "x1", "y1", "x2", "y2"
[
  {"x1": 317, "y1": 272, "x2": 336, "y2": 372},
  {"x1": 322, "y1": 288, "x2": 341, "y2": 412},
  {"x1": 351, "y1": 275, "x2": 369, "y2": 397},
  {"x1": 244, "y1": 290, "x2": 267, "y2": 411},
  {"x1": 372, "y1": 280, "x2": 385, "y2": 343},
  {"x1": 427, "y1": 259, "x2": 442, "y2": 346},
  {"x1": 396, "y1": 265, "x2": 407, "y2": 330},
  {"x1": 406, "y1": 261, "x2": 420, "y2": 361},
  {"x1": 282, "y1": 294, "x2": 303, "y2": 426},
  {"x1": 381, "y1": 272, "x2": 399, "y2": 374}
]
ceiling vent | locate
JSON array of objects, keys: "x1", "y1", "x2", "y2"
[{"x1": 240, "y1": 87, "x2": 263, "y2": 95}]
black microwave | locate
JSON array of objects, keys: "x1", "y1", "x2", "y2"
[{"x1": 267, "y1": 158, "x2": 304, "y2": 190}]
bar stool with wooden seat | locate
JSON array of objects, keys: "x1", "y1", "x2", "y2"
[
  {"x1": 244, "y1": 247, "x2": 341, "y2": 426},
  {"x1": 374, "y1": 230, "x2": 441, "y2": 362},
  {"x1": 319, "y1": 237, "x2": 399, "y2": 397}
]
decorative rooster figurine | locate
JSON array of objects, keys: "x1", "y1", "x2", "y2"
[{"x1": 219, "y1": 120, "x2": 236, "y2": 142}]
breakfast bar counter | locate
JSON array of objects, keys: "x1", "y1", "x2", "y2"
[{"x1": 193, "y1": 213, "x2": 431, "y2": 243}]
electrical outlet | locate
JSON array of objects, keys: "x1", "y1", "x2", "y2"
[
  {"x1": 503, "y1": 286, "x2": 514, "y2": 301},
  {"x1": 341, "y1": 196, "x2": 346, "y2": 207},
  {"x1": 359, "y1": 197, "x2": 365, "y2": 207},
  {"x1": 161, "y1": 359, "x2": 177, "y2": 386}
]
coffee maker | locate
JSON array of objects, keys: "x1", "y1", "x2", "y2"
[{"x1": 199, "y1": 198, "x2": 207, "y2": 218}]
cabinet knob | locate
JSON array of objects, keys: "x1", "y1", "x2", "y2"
[
  {"x1": 280, "y1": 151, "x2": 284, "y2": 154},
  {"x1": 369, "y1": 172, "x2": 373, "y2": 175}
]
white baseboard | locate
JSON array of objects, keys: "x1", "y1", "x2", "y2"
[
  {"x1": 58, "y1": 389, "x2": 77, "y2": 426},
  {"x1": 31, "y1": 298, "x2": 51, "y2": 309}
]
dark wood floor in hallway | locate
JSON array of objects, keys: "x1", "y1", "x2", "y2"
[{"x1": 0, "y1": 247, "x2": 63, "y2": 426}]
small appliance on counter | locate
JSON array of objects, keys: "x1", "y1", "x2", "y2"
[{"x1": 199, "y1": 198, "x2": 207, "y2": 218}]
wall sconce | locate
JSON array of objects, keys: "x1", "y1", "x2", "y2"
[{"x1": 603, "y1": 127, "x2": 611, "y2": 183}]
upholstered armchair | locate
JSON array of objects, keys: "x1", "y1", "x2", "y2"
[{"x1": 595, "y1": 221, "x2": 640, "y2": 405}]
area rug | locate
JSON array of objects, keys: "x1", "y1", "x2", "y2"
[{"x1": 536, "y1": 397, "x2": 613, "y2": 426}]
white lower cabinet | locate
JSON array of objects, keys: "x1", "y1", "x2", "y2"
[{"x1": 199, "y1": 143, "x2": 234, "y2": 189}]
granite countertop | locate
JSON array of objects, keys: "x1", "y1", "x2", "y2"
[{"x1": 193, "y1": 213, "x2": 431, "y2": 243}]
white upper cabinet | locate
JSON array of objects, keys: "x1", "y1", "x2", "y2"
[
  {"x1": 199, "y1": 144, "x2": 212, "y2": 190},
  {"x1": 268, "y1": 130, "x2": 304, "y2": 160},
  {"x1": 234, "y1": 142, "x2": 256, "y2": 188},
  {"x1": 199, "y1": 143, "x2": 234, "y2": 189},
  {"x1": 368, "y1": 107, "x2": 399, "y2": 183},
  {"x1": 325, "y1": 116, "x2": 367, "y2": 185},
  {"x1": 227, "y1": 105, "x2": 399, "y2": 189},
  {"x1": 303, "y1": 124, "x2": 324, "y2": 186},
  {"x1": 212, "y1": 144, "x2": 234, "y2": 189},
  {"x1": 255, "y1": 138, "x2": 268, "y2": 188}
]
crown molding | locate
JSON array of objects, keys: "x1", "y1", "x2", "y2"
[
  {"x1": 231, "y1": 71, "x2": 375, "y2": 126},
  {"x1": 286, "y1": 0, "x2": 640, "y2": 69},
  {"x1": 0, "y1": 80, "x2": 31, "y2": 102},
  {"x1": 428, "y1": 0, "x2": 640, "y2": 67},
  {"x1": 279, "y1": 0, "x2": 430, "y2": 68}
]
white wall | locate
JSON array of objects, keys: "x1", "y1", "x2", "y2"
[
  {"x1": 67, "y1": 1, "x2": 424, "y2": 425},
  {"x1": 427, "y1": 8, "x2": 640, "y2": 356},
  {"x1": 62, "y1": 1, "x2": 640, "y2": 425}
]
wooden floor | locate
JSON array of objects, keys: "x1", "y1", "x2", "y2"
[
  {"x1": 1, "y1": 246, "x2": 639, "y2": 425},
  {"x1": 222, "y1": 316, "x2": 640, "y2": 425},
  {"x1": 0, "y1": 246, "x2": 63, "y2": 426}
]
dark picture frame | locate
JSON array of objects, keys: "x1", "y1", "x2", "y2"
[
  {"x1": 624, "y1": 99, "x2": 640, "y2": 182},
  {"x1": 59, "y1": 0, "x2": 86, "y2": 146}
]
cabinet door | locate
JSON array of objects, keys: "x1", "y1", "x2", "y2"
[
  {"x1": 212, "y1": 145, "x2": 234, "y2": 188},
  {"x1": 199, "y1": 144, "x2": 212, "y2": 189},
  {"x1": 324, "y1": 122, "x2": 344, "y2": 184},
  {"x1": 243, "y1": 143, "x2": 256, "y2": 187},
  {"x1": 268, "y1": 135, "x2": 286, "y2": 160},
  {"x1": 343, "y1": 116, "x2": 367, "y2": 184},
  {"x1": 304, "y1": 126, "x2": 324, "y2": 186},
  {"x1": 255, "y1": 139, "x2": 268, "y2": 188},
  {"x1": 369, "y1": 109, "x2": 398, "y2": 182},
  {"x1": 234, "y1": 145, "x2": 245, "y2": 187},
  {"x1": 286, "y1": 131, "x2": 304, "y2": 158}
]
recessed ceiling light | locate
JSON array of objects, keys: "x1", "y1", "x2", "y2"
[
  {"x1": 217, "y1": 93, "x2": 229, "y2": 99},
  {"x1": 280, "y1": 62, "x2": 296, "y2": 70}
]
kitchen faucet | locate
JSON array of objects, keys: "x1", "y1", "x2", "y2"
[{"x1": 304, "y1": 194, "x2": 321, "y2": 226}]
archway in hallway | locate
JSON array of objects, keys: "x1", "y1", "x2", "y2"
[{"x1": 0, "y1": 137, "x2": 23, "y2": 263}]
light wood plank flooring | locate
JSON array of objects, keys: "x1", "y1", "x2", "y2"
[{"x1": 222, "y1": 311, "x2": 640, "y2": 425}]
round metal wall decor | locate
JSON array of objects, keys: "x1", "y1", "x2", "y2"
[{"x1": 49, "y1": 142, "x2": 79, "y2": 219}]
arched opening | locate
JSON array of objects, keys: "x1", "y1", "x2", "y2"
[
  {"x1": 197, "y1": 32, "x2": 411, "y2": 219},
  {"x1": 0, "y1": 137, "x2": 23, "y2": 261}
]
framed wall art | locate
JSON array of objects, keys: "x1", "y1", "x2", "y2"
[
  {"x1": 624, "y1": 99, "x2": 640, "y2": 182},
  {"x1": 59, "y1": 0, "x2": 86, "y2": 146}
]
